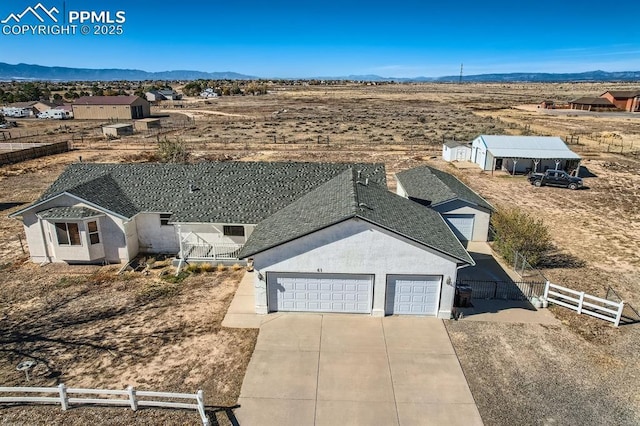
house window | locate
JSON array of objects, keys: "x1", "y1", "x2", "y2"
[
  {"x1": 223, "y1": 225, "x2": 245, "y2": 237},
  {"x1": 88, "y1": 221, "x2": 100, "y2": 245},
  {"x1": 55, "y1": 222, "x2": 81, "y2": 246},
  {"x1": 160, "y1": 214, "x2": 172, "y2": 226}
]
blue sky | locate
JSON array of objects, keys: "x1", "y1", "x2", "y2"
[{"x1": 1, "y1": 0, "x2": 639, "y2": 78}]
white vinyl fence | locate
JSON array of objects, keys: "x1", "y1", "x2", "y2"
[
  {"x1": 543, "y1": 282, "x2": 625, "y2": 327},
  {"x1": 0, "y1": 384, "x2": 209, "y2": 425}
]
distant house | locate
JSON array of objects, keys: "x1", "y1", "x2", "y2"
[
  {"x1": 442, "y1": 140, "x2": 471, "y2": 162},
  {"x1": 200, "y1": 88, "x2": 218, "y2": 99},
  {"x1": 600, "y1": 90, "x2": 640, "y2": 112},
  {"x1": 568, "y1": 97, "x2": 616, "y2": 111},
  {"x1": 396, "y1": 166, "x2": 493, "y2": 242},
  {"x1": 6, "y1": 100, "x2": 57, "y2": 116},
  {"x1": 10, "y1": 161, "x2": 475, "y2": 319},
  {"x1": 72, "y1": 96, "x2": 150, "y2": 120},
  {"x1": 538, "y1": 100, "x2": 555, "y2": 109},
  {"x1": 145, "y1": 89, "x2": 182, "y2": 102},
  {"x1": 471, "y1": 135, "x2": 581, "y2": 174}
]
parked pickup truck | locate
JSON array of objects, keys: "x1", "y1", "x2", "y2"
[{"x1": 528, "y1": 170, "x2": 583, "y2": 190}]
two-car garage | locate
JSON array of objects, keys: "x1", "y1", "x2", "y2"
[{"x1": 267, "y1": 272, "x2": 442, "y2": 316}]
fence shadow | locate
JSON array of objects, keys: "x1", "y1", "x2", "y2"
[{"x1": 209, "y1": 405, "x2": 240, "y2": 426}]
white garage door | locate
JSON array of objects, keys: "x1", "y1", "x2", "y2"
[
  {"x1": 386, "y1": 275, "x2": 442, "y2": 316},
  {"x1": 267, "y1": 272, "x2": 373, "y2": 313},
  {"x1": 443, "y1": 214, "x2": 475, "y2": 241}
]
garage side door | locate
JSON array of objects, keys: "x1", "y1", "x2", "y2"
[
  {"x1": 443, "y1": 214, "x2": 475, "y2": 241},
  {"x1": 386, "y1": 275, "x2": 441, "y2": 316},
  {"x1": 267, "y1": 272, "x2": 373, "y2": 314}
]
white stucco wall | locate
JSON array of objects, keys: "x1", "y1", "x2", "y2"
[
  {"x1": 135, "y1": 213, "x2": 179, "y2": 253},
  {"x1": 19, "y1": 194, "x2": 130, "y2": 264},
  {"x1": 251, "y1": 218, "x2": 463, "y2": 318},
  {"x1": 433, "y1": 200, "x2": 491, "y2": 242},
  {"x1": 396, "y1": 180, "x2": 408, "y2": 198}
]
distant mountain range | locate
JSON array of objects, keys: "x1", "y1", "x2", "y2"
[{"x1": 1, "y1": 62, "x2": 639, "y2": 83}]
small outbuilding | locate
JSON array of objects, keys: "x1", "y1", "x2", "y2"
[
  {"x1": 102, "y1": 123, "x2": 133, "y2": 137},
  {"x1": 442, "y1": 140, "x2": 471, "y2": 162},
  {"x1": 134, "y1": 118, "x2": 161, "y2": 131},
  {"x1": 568, "y1": 97, "x2": 616, "y2": 111},
  {"x1": 471, "y1": 135, "x2": 581, "y2": 174},
  {"x1": 396, "y1": 165, "x2": 493, "y2": 242}
]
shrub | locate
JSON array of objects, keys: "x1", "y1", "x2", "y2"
[
  {"x1": 186, "y1": 263, "x2": 201, "y2": 273},
  {"x1": 216, "y1": 263, "x2": 226, "y2": 272},
  {"x1": 232, "y1": 263, "x2": 243, "y2": 271},
  {"x1": 491, "y1": 207, "x2": 553, "y2": 267},
  {"x1": 200, "y1": 263, "x2": 215, "y2": 272}
]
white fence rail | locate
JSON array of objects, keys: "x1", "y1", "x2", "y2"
[
  {"x1": 544, "y1": 281, "x2": 625, "y2": 327},
  {"x1": 0, "y1": 384, "x2": 209, "y2": 425}
]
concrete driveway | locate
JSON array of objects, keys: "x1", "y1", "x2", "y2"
[{"x1": 235, "y1": 314, "x2": 483, "y2": 426}]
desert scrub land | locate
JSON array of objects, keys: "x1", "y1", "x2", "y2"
[{"x1": 1, "y1": 82, "x2": 640, "y2": 424}]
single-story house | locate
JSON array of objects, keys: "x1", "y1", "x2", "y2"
[
  {"x1": 442, "y1": 140, "x2": 471, "y2": 162},
  {"x1": 72, "y1": 96, "x2": 151, "y2": 120},
  {"x1": 395, "y1": 166, "x2": 493, "y2": 242},
  {"x1": 471, "y1": 135, "x2": 581, "y2": 174},
  {"x1": 10, "y1": 161, "x2": 474, "y2": 319},
  {"x1": 145, "y1": 89, "x2": 182, "y2": 102},
  {"x1": 600, "y1": 90, "x2": 640, "y2": 112},
  {"x1": 568, "y1": 97, "x2": 616, "y2": 111},
  {"x1": 7, "y1": 100, "x2": 58, "y2": 116},
  {"x1": 538, "y1": 100, "x2": 555, "y2": 109},
  {"x1": 102, "y1": 123, "x2": 134, "y2": 137}
]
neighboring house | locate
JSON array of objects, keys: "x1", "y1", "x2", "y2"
[
  {"x1": 442, "y1": 140, "x2": 471, "y2": 162},
  {"x1": 471, "y1": 135, "x2": 581, "y2": 174},
  {"x1": 240, "y1": 168, "x2": 473, "y2": 318},
  {"x1": 600, "y1": 90, "x2": 640, "y2": 112},
  {"x1": 7, "y1": 100, "x2": 57, "y2": 116},
  {"x1": 200, "y1": 88, "x2": 219, "y2": 99},
  {"x1": 72, "y1": 96, "x2": 150, "y2": 120},
  {"x1": 10, "y1": 161, "x2": 474, "y2": 319},
  {"x1": 568, "y1": 96, "x2": 616, "y2": 111},
  {"x1": 395, "y1": 166, "x2": 493, "y2": 242},
  {"x1": 145, "y1": 89, "x2": 182, "y2": 102},
  {"x1": 538, "y1": 100, "x2": 555, "y2": 109}
]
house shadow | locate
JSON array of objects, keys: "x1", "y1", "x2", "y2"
[{"x1": 0, "y1": 202, "x2": 25, "y2": 212}]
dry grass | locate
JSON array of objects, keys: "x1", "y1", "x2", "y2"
[{"x1": 1, "y1": 81, "x2": 640, "y2": 424}]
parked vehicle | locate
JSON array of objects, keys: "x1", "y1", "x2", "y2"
[
  {"x1": 528, "y1": 169, "x2": 583, "y2": 190},
  {"x1": 37, "y1": 109, "x2": 67, "y2": 120}
]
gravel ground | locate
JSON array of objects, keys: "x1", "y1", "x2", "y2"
[{"x1": 446, "y1": 319, "x2": 640, "y2": 426}]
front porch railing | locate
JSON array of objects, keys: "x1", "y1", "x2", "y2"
[{"x1": 182, "y1": 242, "x2": 243, "y2": 260}]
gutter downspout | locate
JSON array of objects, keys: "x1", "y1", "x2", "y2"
[
  {"x1": 38, "y1": 219, "x2": 52, "y2": 264},
  {"x1": 176, "y1": 224, "x2": 185, "y2": 276}
]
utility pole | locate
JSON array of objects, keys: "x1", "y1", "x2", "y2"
[{"x1": 459, "y1": 63, "x2": 463, "y2": 84}]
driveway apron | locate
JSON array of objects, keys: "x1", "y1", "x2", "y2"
[{"x1": 236, "y1": 314, "x2": 483, "y2": 426}]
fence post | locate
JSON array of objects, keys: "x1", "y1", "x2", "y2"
[
  {"x1": 614, "y1": 302, "x2": 625, "y2": 327},
  {"x1": 196, "y1": 390, "x2": 209, "y2": 426},
  {"x1": 493, "y1": 281, "x2": 498, "y2": 299},
  {"x1": 577, "y1": 291, "x2": 585, "y2": 314},
  {"x1": 58, "y1": 383, "x2": 68, "y2": 410},
  {"x1": 544, "y1": 281, "x2": 550, "y2": 300},
  {"x1": 127, "y1": 385, "x2": 138, "y2": 411}
]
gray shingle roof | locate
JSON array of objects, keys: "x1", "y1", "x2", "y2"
[
  {"x1": 36, "y1": 206, "x2": 103, "y2": 220},
  {"x1": 395, "y1": 166, "x2": 493, "y2": 211},
  {"x1": 25, "y1": 162, "x2": 386, "y2": 223},
  {"x1": 240, "y1": 169, "x2": 473, "y2": 265}
]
